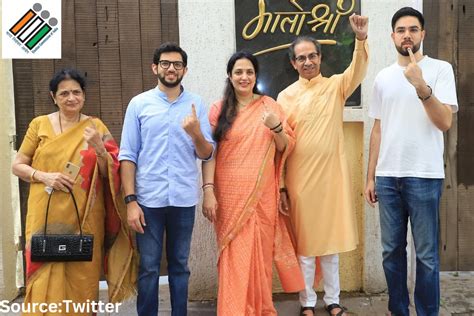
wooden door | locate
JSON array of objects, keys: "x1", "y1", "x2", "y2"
[
  {"x1": 424, "y1": 0, "x2": 474, "y2": 271},
  {"x1": 13, "y1": 0, "x2": 179, "y2": 278}
]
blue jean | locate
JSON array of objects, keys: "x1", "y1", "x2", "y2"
[
  {"x1": 376, "y1": 177, "x2": 443, "y2": 316},
  {"x1": 135, "y1": 205, "x2": 195, "y2": 316}
]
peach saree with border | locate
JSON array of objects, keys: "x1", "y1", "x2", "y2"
[{"x1": 209, "y1": 96, "x2": 304, "y2": 316}]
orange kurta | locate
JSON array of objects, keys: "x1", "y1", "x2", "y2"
[
  {"x1": 210, "y1": 96, "x2": 304, "y2": 316},
  {"x1": 277, "y1": 39, "x2": 369, "y2": 257},
  {"x1": 19, "y1": 116, "x2": 137, "y2": 316}
]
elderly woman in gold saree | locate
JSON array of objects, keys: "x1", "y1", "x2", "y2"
[{"x1": 12, "y1": 68, "x2": 136, "y2": 315}]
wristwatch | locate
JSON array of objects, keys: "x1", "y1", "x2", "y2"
[{"x1": 124, "y1": 194, "x2": 137, "y2": 204}]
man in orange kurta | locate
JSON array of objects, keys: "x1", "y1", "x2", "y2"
[{"x1": 277, "y1": 15, "x2": 369, "y2": 316}]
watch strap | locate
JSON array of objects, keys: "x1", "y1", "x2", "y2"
[{"x1": 124, "y1": 194, "x2": 137, "y2": 204}]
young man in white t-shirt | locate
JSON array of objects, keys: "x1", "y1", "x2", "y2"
[{"x1": 365, "y1": 7, "x2": 458, "y2": 316}]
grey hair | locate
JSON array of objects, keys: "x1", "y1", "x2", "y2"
[{"x1": 288, "y1": 36, "x2": 322, "y2": 60}]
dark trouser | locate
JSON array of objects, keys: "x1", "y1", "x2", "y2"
[{"x1": 136, "y1": 205, "x2": 195, "y2": 316}]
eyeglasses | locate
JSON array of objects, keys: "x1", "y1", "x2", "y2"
[
  {"x1": 295, "y1": 52, "x2": 320, "y2": 64},
  {"x1": 158, "y1": 60, "x2": 185, "y2": 70}
]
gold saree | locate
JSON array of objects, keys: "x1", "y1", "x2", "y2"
[{"x1": 19, "y1": 116, "x2": 137, "y2": 315}]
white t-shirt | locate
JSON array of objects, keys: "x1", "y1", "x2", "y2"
[{"x1": 369, "y1": 56, "x2": 458, "y2": 179}]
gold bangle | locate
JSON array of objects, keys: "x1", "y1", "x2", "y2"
[{"x1": 30, "y1": 169, "x2": 37, "y2": 183}]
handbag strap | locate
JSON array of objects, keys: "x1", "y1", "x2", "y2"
[{"x1": 42, "y1": 187, "x2": 83, "y2": 237}]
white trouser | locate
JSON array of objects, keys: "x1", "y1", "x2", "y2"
[{"x1": 298, "y1": 254, "x2": 340, "y2": 307}]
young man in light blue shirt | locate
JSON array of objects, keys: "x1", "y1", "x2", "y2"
[{"x1": 119, "y1": 42, "x2": 215, "y2": 316}]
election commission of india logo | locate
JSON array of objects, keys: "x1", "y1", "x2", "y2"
[{"x1": 2, "y1": 0, "x2": 61, "y2": 59}]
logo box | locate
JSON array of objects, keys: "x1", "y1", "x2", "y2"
[{"x1": 2, "y1": 0, "x2": 62, "y2": 59}]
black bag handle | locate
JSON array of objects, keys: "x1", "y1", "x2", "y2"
[{"x1": 42, "y1": 187, "x2": 83, "y2": 237}]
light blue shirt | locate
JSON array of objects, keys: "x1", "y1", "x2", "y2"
[{"x1": 119, "y1": 87, "x2": 215, "y2": 208}]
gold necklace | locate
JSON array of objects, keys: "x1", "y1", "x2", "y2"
[
  {"x1": 59, "y1": 112, "x2": 81, "y2": 133},
  {"x1": 237, "y1": 94, "x2": 256, "y2": 108}
]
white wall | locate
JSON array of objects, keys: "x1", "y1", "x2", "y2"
[
  {"x1": 0, "y1": 54, "x2": 23, "y2": 301},
  {"x1": 179, "y1": 0, "x2": 237, "y2": 299},
  {"x1": 0, "y1": 0, "x2": 24, "y2": 300}
]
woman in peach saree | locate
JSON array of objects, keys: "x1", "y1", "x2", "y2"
[
  {"x1": 202, "y1": 52, "x2": 304, "y2": 315},
  {"x1": 12, "y1": 69, "x2": 136, "y2": 315}
]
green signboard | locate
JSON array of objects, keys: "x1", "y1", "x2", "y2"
[{"x1": 235, "y1": 0, "x2": 362, "y2": 105}]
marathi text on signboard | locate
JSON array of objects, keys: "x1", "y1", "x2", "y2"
[{"x1": 235, "y1": 0, "x2": 361, "y2": 105}]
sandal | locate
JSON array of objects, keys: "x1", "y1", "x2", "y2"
[
  {"x1": 300, "y1": 306, "x2": 315, "y2": 316},
  {"x1": 325, "y1": 303, "x2": 347, "y2": 316}
]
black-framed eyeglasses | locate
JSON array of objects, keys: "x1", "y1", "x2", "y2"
[
  {"x1": 295, "y1": 52, "x2": 320, "y2": 64},
  {"x1": 158, "y1": 60, "x2": 185, "y2": 70}
]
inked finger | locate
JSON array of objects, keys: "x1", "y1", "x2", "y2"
[{"x1": 407, "y1": 48, "x2": 417, "y2": 64}]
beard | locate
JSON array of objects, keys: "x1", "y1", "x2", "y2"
[
  {"x1": 396, "y1": 41, "x2": 421, "y2": 56},
  {"x1": 158, "y1": 72, "x2": 183, "y2": 88}
]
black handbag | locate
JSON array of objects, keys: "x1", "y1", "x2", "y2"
[{"x1": 31, "y1": 188, "x2": 94, "y2": 262}]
